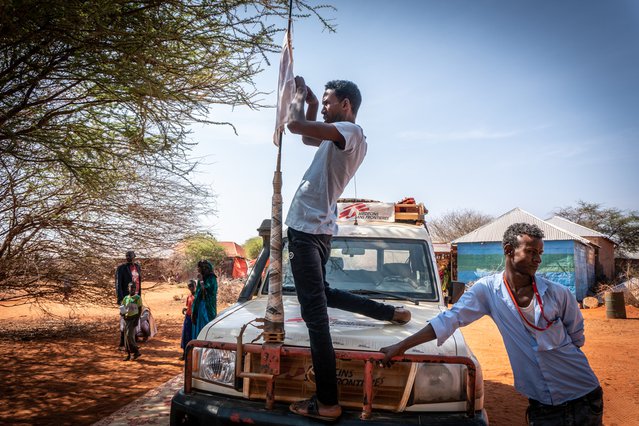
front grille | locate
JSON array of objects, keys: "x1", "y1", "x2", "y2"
[
  {"x1": 185, "y1": 340, "x2": 479, "y2": 419},
  {"x1": 245, "y1": 353, "x2": 413, "y2": 410}
]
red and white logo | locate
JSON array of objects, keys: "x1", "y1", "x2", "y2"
[{"x1": 339, "y1": 202, "x2": 370, "y2": 219}]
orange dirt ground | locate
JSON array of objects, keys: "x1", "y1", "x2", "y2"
[{"x1": 1, "y1": 282, "x2": 638, "y2": 426}]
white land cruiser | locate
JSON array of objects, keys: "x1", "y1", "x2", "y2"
[{"x1": 171, "y1": 200, "x2": 488, "y2": 425}]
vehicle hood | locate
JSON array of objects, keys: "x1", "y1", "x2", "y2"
[{"x1": 198, "y1": 297, "x2": 463, "y2": 356}]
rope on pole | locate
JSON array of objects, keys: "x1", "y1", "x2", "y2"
[
  {"x1": 264, "y1": 135, "x2": 285, "y2": 342},
  {"x1": 262, "y1": 0, "x2": 293, "y2": 343}
]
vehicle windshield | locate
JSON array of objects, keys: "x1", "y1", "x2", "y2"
[{"x1": 265, "y1": 237, "x2": 439, "y2": 301}]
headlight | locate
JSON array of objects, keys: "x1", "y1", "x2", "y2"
[
  {"x1": 193, "y1": 348, "x2": 236, "y2": 386},
  {"x1": 412, "y1": 364, "x2": 463, "y2": 403}
]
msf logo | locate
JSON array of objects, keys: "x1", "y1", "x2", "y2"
[{"x1": 339, "y1": 202, "x2": 369, "y2": 220}]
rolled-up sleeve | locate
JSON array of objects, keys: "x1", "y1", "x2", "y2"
[{"x1": 430, "y1": 283, "x2": 491, "y2": 346}]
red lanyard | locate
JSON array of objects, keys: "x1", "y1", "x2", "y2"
[{"x1": 503, "y1": 275, "x2": 556, "y2": 331}]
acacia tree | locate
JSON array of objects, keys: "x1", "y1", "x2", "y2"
[
  {"x1": 553, "y1": 201, "x2": 639, "y2": 256},
  {"x1": 0, "y1": 0, "x2": 332, "y2": 186},
  {"x1": 428, "y1": 209, "x2": 494, "y2": 242},
  {"x1": 243, "y1": 236, "x2": 263, "y2": 260},
  {"x1": 182, "y1": 233, "x2": 226, "y2": 273},
  {"x1": 0, "y1": 155, "x2": 212, "y2": 305},
  {"x1": 0, "y1": 0, "x2": 332, "y2": 305}
]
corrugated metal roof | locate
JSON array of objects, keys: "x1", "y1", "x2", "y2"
[
  {"x1": 617, "y1": 251, "x2": 639, "y2": 260},
  {"x1": 545, "y1": 216, "x2": 613, "y2": 241},
  {"x1": 452, "y1": 207, "x2": 593, "y2": 246},
  {"x1": 433, "y1": 242, "x2": 452, "y2": 253},
  {"x1": 219, "y1": 241, "x2": 247, "y2": 258}
]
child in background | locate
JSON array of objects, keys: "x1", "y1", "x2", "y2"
[
  {"x1": 121, "y1": 282, "x2": 143, "y2": 361},
  {"x1": 180, "y1": 280, "x2": 196, "y2": 360}
]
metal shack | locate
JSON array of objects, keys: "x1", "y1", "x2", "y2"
[
  {"x1": 545, "y1": 215, "x2": 617, "y2": 282},
  {"x1": 453, "y1": 208, "x2": 596, "y2": 301}
]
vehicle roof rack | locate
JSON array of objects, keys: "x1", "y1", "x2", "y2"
[
  {"x1": 336, "y1": 198, "x2": 428, "y2": 225},
  {"x1": 394, "y1": 199, "x2": 427, "y2": 224}
]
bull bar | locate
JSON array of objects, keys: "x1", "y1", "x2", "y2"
[{"x1": 183, "y1": 339, "x2": 478, "y2": 421}]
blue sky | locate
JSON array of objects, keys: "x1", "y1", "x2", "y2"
[{"x1": 190, "y1": 0, "x2": 639, "y2": 244}]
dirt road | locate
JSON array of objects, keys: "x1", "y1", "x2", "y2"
[
  {"x1": 463, "y1": 306, "x2": 639, "y2": 426},
  {"x1": 1, "y1": 282, "x2": 637, "y2": 425}
]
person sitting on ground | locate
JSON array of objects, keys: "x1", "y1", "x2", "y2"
[
  {"x1": 120, "y1": 282, "x2": 143, "y2": 361},
  {"x1": 180, "y1": 280, "x2": 196, "y2": 360}
]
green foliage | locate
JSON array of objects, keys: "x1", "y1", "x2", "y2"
[
  {"x1": 182, "y1": 234, "x2": 226, "y2": 272},
  {"x1": 1, "y1": 0, "x2": 333, "y2": 188},
  {"x1": 554, "y1": 201, "x2": 639, "y2": 256},
  {"x1": 0, "y1": 0, "x2": 333, "y2": 304},
  {"x1": 243, "y1": 237, "x2": 263, "y2": 260}
]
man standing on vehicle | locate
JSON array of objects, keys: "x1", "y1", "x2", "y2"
[
  {"x1": 380, "y1": 223, "x2": 603, "y2": 426},
  {"x1": 115, "y1": 250, "x2": 142, "y2": 350},
  {"x1": 285, "y1": 76, "x2": 411, "y2": 422}
]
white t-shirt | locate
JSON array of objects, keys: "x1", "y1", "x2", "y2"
[
  {"x1": 285, "y1": 121, "x2": 367, "y2": 235},
  {"x1": 520, "y1": 297, "x2": 537, "y2": 328}
]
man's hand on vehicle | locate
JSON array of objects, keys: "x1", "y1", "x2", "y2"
[{"x1": 379, "y1": 343, "x2": 405, "y2": 368}]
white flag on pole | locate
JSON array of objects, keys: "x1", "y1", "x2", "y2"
[{"x1": 273, "y1": 30, "x2": 295, "y2": 146}]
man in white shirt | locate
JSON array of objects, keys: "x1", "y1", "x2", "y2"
[
  {"x1": 285, "y1": 77, "x2": 411, "y2": 421},
  {"x1": 380, "y1": 223, "x2": 603, "y2": 426}
]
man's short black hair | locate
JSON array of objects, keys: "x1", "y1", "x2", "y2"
[
  {"x1": 325, "y1": 80, "x2": 362, "y2": 115},
  {"x1": 502, "y1": 223, "x2": 545, "y2": 248}
]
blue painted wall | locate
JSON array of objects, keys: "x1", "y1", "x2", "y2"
[{"x1": 457, "y1": 240, "x2": 592, "y2": 300}]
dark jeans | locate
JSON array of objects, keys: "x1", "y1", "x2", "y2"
[
  {"x1": 181, "y1": 314, "x2": 193, "y2": 351},
  {"x1": 287, "y1": 228, "x2": 396, "y2": 406},
  {"x1": 527, "y1": 386, "x2": 603, "y2": 426}
]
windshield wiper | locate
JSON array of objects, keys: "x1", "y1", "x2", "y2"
[{"x1": 349, "y1": 289, "x2": 420, "y2": 305}]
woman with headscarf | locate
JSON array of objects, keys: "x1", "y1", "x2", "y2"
[{"x1": 191, "y1": 260, "x2": 218, "y2": 338}]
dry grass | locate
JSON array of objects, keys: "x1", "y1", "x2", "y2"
[{"x1": 218, "y1": 278, "x2": 244, "y2": 308}]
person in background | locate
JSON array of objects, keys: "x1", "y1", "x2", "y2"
[
  {"x1": 115, "y1": 250, "x2": 142, "y2": 350},
  {"x1": 380, "y1": 223, "x2": 603, "y2": 426},
  {"x1": 191, "y1": 261, "x2": 217, "y2": 339},
  {"x1": 180, "y1": 280, "x2": 196, "y2": 360},
  {"x1": 121, "y1": 282, "x2": 142, "y2": 361}
]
